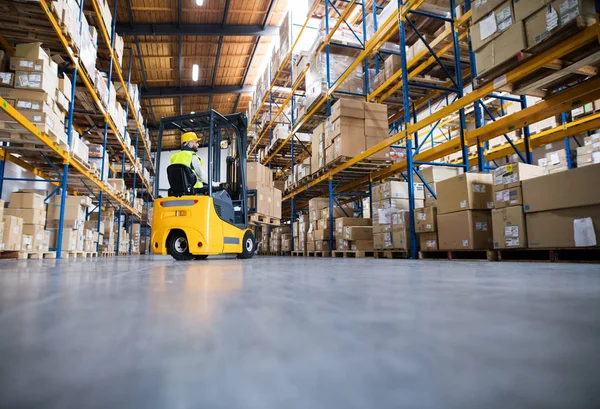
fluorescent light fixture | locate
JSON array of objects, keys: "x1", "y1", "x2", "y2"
[
  {"x1": 190, "y1": 111, "x2": 195, "y2": 114},
  {"x1": 192, "y1": 64, "x2": 199, "y2": 81},
  {"x1": 196, "y1": 0, "x2": 204, "y2": 6}
]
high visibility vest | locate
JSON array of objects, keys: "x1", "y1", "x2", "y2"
[{"x1": 170, "y1": 150, "x2": 203, "y2": 188}]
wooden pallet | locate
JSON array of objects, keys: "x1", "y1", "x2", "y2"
[
  {"x1": 99, "y1": 251, "x2": 116, "y2": 257},
  {"x1": 0, "y1": 251, "x2": 56, "y2": 260},
  {"x1": 118, "y1": 251, "x2": 129, "y2": 256},
  {"x1": 61, "y1": 251, "x2": 98, "y2": 259},
  {"x1": 263, "y1": 251, "x2": 290, "y2": 256},
  {"x1": 306, "y1": 251, "x2": 330, "y2": 257},
  {"x1": 249, "y1": 213, "x2": 281, "y2": 226},
  {"x1": 373, "y1": 250, "x2": 409, "y2": 259},
  {"x1": 497, "y1": 248, "x2": 600, "y2": 263},
  {"x1": 332, "y1": 250, "x2": 374, "y2": 258},
  {"x1": 418, "y1": 250, "x2": 498, "y2": 261},
  {"x1": 291, "y1": 251, "x2": 307, "y2": 257}
]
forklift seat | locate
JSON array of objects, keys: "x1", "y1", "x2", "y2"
[{"x1": 166, "y1": 164, "x2": 208, "y2": 197}]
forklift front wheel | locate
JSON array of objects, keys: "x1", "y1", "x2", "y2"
[
  {"x1": 238, "y1": 231, "x2": 255, "y2": 259},
  {"x1": 167, "y1": 230, "x2": 194, "y2": 261}
]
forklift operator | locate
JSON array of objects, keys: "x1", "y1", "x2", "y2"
[{"x1": 170, "y1": 132, "x2": 219, "y2": 189}]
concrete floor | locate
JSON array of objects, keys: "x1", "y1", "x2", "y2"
[{"x1": 0, "y1": 256, "x2": 599, "y2": 409}]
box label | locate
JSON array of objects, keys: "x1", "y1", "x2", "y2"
[
  {"x1": 573, "y1": 217, "x2": 597, "y2": 247},
  {"x1": 417, "y1": 212, "x2": 426, "y2": 221},
  {"x1": 480, "y1": 13, "x2": 498, "y2": 40},
  {"x1": 505, "y1": 225, "x2": 519, "y2": 238},
  {"x1": 560, "y1": 0, "x2": 579, "y2": 25},
  {"x1": 472, "y1": 183, "x2": 486, "y2": 193},
  {"x1": 460, "y1": 200, "x2": 467, "y2": 208},
  {"x1": 506, "y1": 237, "x2": 520, "y2": 247},
  {"x1": 546, "y1": 5, "x2": 559, "y2": 31},
  {"x1": 462, "y1": 239, "x2": 469, "y2": 247},
  {"x1": 487, "y1": 201, "x2": 495, "y2": 209},
  {"x1": 426, "y1": 240, "x2": 437, "y2": 248},
  {"x1": 496, "y1": 6, "x2": 513, "y2": 32},
  {"x1": 476, "y1": 222, "x2": 488, "y2": 231}
]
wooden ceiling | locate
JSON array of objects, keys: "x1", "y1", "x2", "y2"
[{"x1": 111, "y1": 0, "x2": 288, "y2": 147}]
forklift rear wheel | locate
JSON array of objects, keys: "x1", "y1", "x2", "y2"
[
  {"x1": 167, "y1": 231, "x2": 194, "y2": 261},
  {"x1": 238, "y1": 231, "x2": 255, "y2": 259}
]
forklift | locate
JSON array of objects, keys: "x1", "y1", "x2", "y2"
[{"x1": 151, "y1": 110, "x2": 256, "y2": 260}]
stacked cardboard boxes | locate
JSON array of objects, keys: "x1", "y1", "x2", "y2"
[
  {"x1": 0, "y1": 43, "x2": 69, "y2": 146},
  {"x1": 491, "y1": 163, "x2": 544, "y2": 249},
  {"x1": 270, "y1": 226, "x2": 290, "y2": 252},
  {"x1": 293, "y1": 215, "x2": 309, "y2": 252},
  {"x1": 0, "y1": 200, "x2": 4, "y2": 250},
  {"x1": 473, "y1": 0, "x2": 596, "y2": 76},
  {"x1": 542, "y1": 148, "x2": 571, "y2": 174},
  {"x1": 1, "y1": 199, "x2": 24, "y2": 251},
  {"x1": 522, "y1": 163, "x2": 600, "y2": 248},
  {"x1": 414, "y1": 206, "x2": 438, "y2": 251},
  {"x1": 436, "y1": 173, "x2": 495, "y2": 250},
  {"x1": 247, "y1": 162, "x2": 282, "y2": 219},
  {"x1": 335, "y1": 217, "x2": 373, "y2": 251},
  {"x1": 577, "y1": 133, "x2": 600, "y2": 167},
  {"x1": 6, "y1": 192, "x2": 50, "y2": 252},
  {"x1": 307, "y1": 197, "x2": 331, "y2": 251},
  {"x1": 371, "y1": 181, "x2": 423, "y2": 251},
  {"x1": 47, "y1": 194, "x2": 92, "y2": 252}
]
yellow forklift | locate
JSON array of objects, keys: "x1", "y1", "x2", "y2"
[{"x1": 151, "y1": 110, "x2": 255, "y2": 260}]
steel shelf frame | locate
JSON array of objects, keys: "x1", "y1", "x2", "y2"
[{"x1": 0, "y1": 0, "x2": 155, "y2": 258}]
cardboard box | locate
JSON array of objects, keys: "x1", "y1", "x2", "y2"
[
  {"x1": 494, "y1": 186, "x2": 523, "y2": 209},
  {"x1": 471, "y1": 1, "x2": 516, "y2": 51},
  {"x1": 9, "y1": 192, "x2": 45, "y2": 210},
  {"x1": 437, "y1": 210, "x2": 493, "y2": 250},
  {"x1": 419, "y1": 232, "x2": 438, "y2": 251},
  {"x1": 419, "y1": 166, "x2": 462, "y2": 183},
  {"x1": 424, "y1": 182, "x2": 437, "y2": 207},
  {"x1": 476, "y1": 23, "x2": 526, "y2": 75},
  {"x1": 312, "y1": 229, "x2": 330, "y2": 241},
  {"x1": 436, "y1": 173, "x2": 494, "y2": 215},
  {"x1": 391, "y1": 230, "x2": 411, "y2": 251},
  {"x1": 391, "y1": 211, "x2": 409, "y2": 231},
  {"x1": 321, "y1": 205, "x2": 352, "y2": 220},
  {"x1": 20, "y1": 234, "x2": 33, "y2": 251},
  {"x1": 492, "y1": 206, "x2": 527, "y2": 249},
  {"x1": 514, "y1": 0, "x2": 552, "y2": 21},
  {"x1": 0, "y1": 199, "x2": 3, "y2": 220},
  {"x1": 373, "y1": 232, "x2": 393, "y2": 250},
  {"x1": 247, "y1": 162, "x2": 264, "y2": 186},
  {"x1": 332, "y1": 133, "x2": 364, "y2": 159},
  {"x1": 343, "y1": 226, "x2": 372, "y2": 241},
  {"x1": 0, "y1": 221, "x2": 4, "y2": 251},
  {"x1": 526, "y1": 205, "x2": 600, "y2": 248},
  {"x1": 329, "y1": 116, "x2": 364, "y2": 140},
  {"x1": 376, "y1": 181, "x2": 424, "y2": 201},
  {"x1": 335, "y1": 217, "x2": 371, "y2": 235},
  {"x1": 272, "y1": 188, "x2": 282, "y2": 219},
  {"x1": 23, "y1": 224, "x2": 47, "y2": 251},
  {"x1": 2, "y1": 215, "x2": 23, "y2": 251},
  {"x1": 0, "y1": 72, "x2": 13, "y2": 87},
  {"x1": 318, "y1": 218, "x2": 329, "y2": 230},
  {"x1": 472, "y1": 0, "x2": 508, "y2": 23},
  {"x1": 372, "y1": 198, "x2": 421, "y2": 211},
  {"x1": 522, "y1": 163, "x2": 600, "y2": 213},
  {"x1": 414, "y1": 206, "x2": 437, "y2": 233},
  {"x1": 315, "y1": 240, "x2": 330, "y2": 251},
  {"x1": 348, "y1": 239, "x2": 372, "y2": 251},
  {"x1": 363, "y1": 102, "x2": 388, "y2": 120},
  {"x1": 493, "y1": 163, "x2": 544, "y2": 191},
  {"x1": 5, "y1": 208, "x2": 46, "y2": 226},
  {"x1": 330, "y1": 98, "x2": 364, "y2": 121},
  {"x1": 306, "y1": 241, "x2": 315, "y2": 251}
]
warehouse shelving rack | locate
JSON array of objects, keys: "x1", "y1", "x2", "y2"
[
  {"x1": 0, "y1": 0, "x2": 156, "y2": 257},
  {"x1": 254, "y1": 0, "x2": 600, "y2": 258}
]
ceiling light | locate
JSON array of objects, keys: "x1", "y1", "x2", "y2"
[
  {"x1": 190, "y1": 111, "x2": 195, "y2": 114},
  {"x1": 192, "y1": 64, "x2": 199, "y2": 81},
  {"x1": 196, "y1": 0, "x2": 204, "y2": 6}
]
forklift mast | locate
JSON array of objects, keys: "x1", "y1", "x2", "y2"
[{"x1": 155, "y1": 110, "x2": 250, "y2": 228}]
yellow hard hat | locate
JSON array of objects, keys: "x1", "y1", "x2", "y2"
[{"x1": 181, "y1": 132, "x2": 199, "y2": 145}]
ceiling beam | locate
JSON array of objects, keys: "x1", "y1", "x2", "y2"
[
  {"x1": 142, "y1": 86, "x2": 256, "y2": 98},
  {"x1": 262, "y1": 0, "x2": 276, "y2": 29},
  {"x1": 116, "y1": 24, "x2": 279, "y2": 37}
]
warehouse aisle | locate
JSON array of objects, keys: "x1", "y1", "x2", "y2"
[{"x1": 0, "y1": 256, "x2": 599, "y2": 408}]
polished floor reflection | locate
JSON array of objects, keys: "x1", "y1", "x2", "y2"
[{"x1": 0, "y1": 255, "x2": 599, "y2": 409}]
